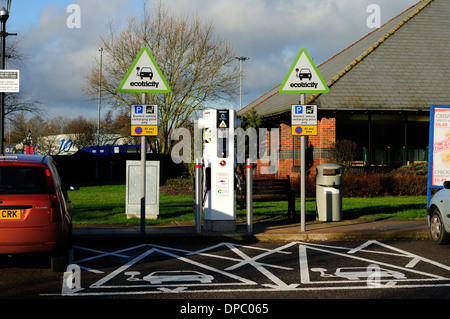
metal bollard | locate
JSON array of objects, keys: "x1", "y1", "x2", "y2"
[
  {"x1": 195, "y1": 158, "x2": 202, "y2": 233},
  {"x1": 246, "y1": 158, "x2": 253, "y2": 233}
]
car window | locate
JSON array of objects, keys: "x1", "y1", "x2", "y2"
[{"x1": 0, "y1": 166, "x2": 48, "y2": 194}]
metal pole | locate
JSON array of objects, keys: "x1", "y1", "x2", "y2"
[
  {"x1": 140, "y1": 93, "x2": 146, "y2": 235},
  {"x1": 300, "y1": 94, "x2": 306, "y2": 232},
  {"x1": 0, "y1": 19, "x2": 6, "y2": 155},
  {"x1": 246, "y1": 158, "x2": 253, "y2": 233},
  {"x1": 96, "y1": 47, "x2": 103, "y2": 179},
  {"x1": 235, "y1": 56, "x2": 248, "y2": 109},
  {"x1": 195, "y1": 158, "x2": 202, "y2": 233},
  {"x1": 239, "y1": 60, "x2": 243, "y2": 109}
]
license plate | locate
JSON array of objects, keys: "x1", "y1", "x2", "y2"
[{"x1": 0, "y1": 210, "x2": 21, "y2": 220}]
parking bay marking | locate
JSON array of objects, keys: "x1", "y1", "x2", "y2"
[
  {"x1": 299, "y1": 241, "x2": 450, "y2": 285},
  {"x1": 90, "y1": 246, "x2": 257, "y2": 289},
  {"x1": 350, "y1": 240, "x2": 450, "y2": 271},
  {"x1": 47, "y1": 241, "x2": 450, "y2": 297}
]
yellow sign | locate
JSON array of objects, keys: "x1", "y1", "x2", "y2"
[
  {"x1": 131, "y1": 125, "x2": 158, "y2": 136},
  {"x1": 292, "y1": 125, "x2": 317, "y2": 136}
]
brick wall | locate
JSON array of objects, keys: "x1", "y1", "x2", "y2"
[{"x1": 254, "y1": 116, "x2": 336, "y2": 181}]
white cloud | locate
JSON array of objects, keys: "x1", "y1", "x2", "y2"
[
  {"x1": 18, "y1": 0, "x2": 133, "y2": 117},
  {"x1": 167, "y1": 0, "x2": 418, "y2": 108},
  {"x1": 14, "y1": 0, "x2": 420, "y2": 117}
]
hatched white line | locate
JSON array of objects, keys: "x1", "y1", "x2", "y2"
[
  {"x1": 56, "y1": 241, "x2": 450, "y2": 297},
  {"x1": 225, "y1": 243, "x2": 297, "y2": 289},
  {"x1": 90, "y1": 247, "x2": 257, "y2": 289},
  {"x1": 226, "y1": 242, "x2": 296, "y2": 271},
  {"x1": 301, "y1": 244, "x2": 449, "y2": 283},
  {"x1": 299, "y1": 244, "x2": 310, "y2": 284}
]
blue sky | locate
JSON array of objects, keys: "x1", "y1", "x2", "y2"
[{"x1": 5, "y1": 0, "x2": 419, "y2": 120}]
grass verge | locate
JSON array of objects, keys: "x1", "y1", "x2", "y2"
[{"x1": 69, "y1": 184, "x2": 427, "y2": 226}]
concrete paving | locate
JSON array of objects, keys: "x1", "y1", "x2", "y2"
[{"x1": 73, "y1": 218, "x2": 430, "y2": 242}]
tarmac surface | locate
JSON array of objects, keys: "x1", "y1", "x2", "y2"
[{"x1": 73, "y1": 218, "x2": 431, "y2": 242}]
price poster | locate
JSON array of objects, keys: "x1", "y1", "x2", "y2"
[{"x1": 429, "y1": 105, "x2": 450, "y2": 187}]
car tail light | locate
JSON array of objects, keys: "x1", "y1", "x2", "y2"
[{"x1": 45, "y1": 168, "x2": 62, "y2": 222}]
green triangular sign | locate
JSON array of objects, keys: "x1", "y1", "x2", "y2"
[
  {"x1": 118, "y1": 46, "x2": 171, "y2": 93},
  {"x1": 279, "y1": 48, "x2": 329, "y2": 94}
]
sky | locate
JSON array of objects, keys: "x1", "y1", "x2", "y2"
[{"x1": 5, "y1": 0, "x2": 420, "y2": 120}]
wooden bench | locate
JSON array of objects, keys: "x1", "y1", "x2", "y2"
[{"x1": 238, "y1": 176, "x2": 296, "y2": 219}]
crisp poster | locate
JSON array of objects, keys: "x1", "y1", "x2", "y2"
[{"x1": 430, "y1": 105, "x2": 450, "y2": 187}]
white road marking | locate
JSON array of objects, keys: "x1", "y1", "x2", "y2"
[{"x1": 46, "y1": 241, "x2": 450, "y2": 297}]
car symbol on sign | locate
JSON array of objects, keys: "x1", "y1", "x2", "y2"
[
  {"x1": 296, "y1": 68, "x2": 312, "y2": 80},
  {"x1": 139, "y1": 67, "x2": 153, "y2": 80}
]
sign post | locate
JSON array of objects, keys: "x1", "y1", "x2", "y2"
[
  {"x1": 131, "y1": 104, "x2": 159, "y2": 136},
  {"x1": 300, "y1": 95, "x2": 307, "y2": 232},
  {"x1": 0, "y1": 69, "x2": 19, "y2": 155},
  {"x1": 118, "y1": 46, "x2": 170, "y2": 235},
  {"x1": 291, "y1": 102, "x2": 318, "y2": 231},
  {"x1": 0, "y1": 70, "x2": 19, "y2": 93},
  {"x1": 280, "y1": 48, "x2": 328, "y2": 232},
  {"x1": 140, "y1": 94, "x2": 147, "y2": 235}
]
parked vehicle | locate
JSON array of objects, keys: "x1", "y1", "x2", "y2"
[
  {"x1": 428, "y1": 181, "x2": 450, "y2": 244},
  {"x1": 0, "y1": 155, "x2": 78, "y2": 271}
]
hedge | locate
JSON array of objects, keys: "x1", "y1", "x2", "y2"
[{"x1": 304, "y1": 163, "x2": 428, "y2": 197}]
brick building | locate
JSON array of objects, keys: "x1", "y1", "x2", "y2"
[{"x1": 238, "y1": 0, "x2": 449, "y2": 182}]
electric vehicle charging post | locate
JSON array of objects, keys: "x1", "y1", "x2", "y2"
[{"x1": 198, "y1": 109, "x2": 239, "y2": 232}]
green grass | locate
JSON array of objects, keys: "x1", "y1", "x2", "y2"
[
  {"x1": 70, "y1": 184, "x2": 195, "y2": 225},
  {"x1": 342, "y1": 196, "x2": 427, "y2": 220},
  {"x1": 69, "y1": 183, "x2": 428, "y2": 226}
]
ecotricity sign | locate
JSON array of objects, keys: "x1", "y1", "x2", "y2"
[
  {"x1": 279, "y1": 48, "x2": 329, "y2": 94},
  {"x1": 118, "y1": 46, "x2": 170, "y2": 94}
]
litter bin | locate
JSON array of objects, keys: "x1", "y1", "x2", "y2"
[{"x1": 316, "y1": 164, "x2": 342, "y2": 221}]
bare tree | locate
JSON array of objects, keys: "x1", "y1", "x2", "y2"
[
  {"x1": 65, "y1": 116, "x2": 96, "y2": 149},
  {"x1": 5, "y1": 37, "x2": 41, "y2": 119},
  {"x1": 7, "y1": 113, "x2": 97, "y2": 154},
  {"x1": 84, "y1": 1, "x2": 240, "y2": 154},
  {"x1": 6, "y1": 112, "x2": 46, "y2": 153}
]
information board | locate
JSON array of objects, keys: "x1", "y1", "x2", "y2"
[
  {"x1": 427, "y1": 105, "x2": 450, "y2": 207},
  {"x1": 428, "y1": 105, "x2": 450, "y2": 187}
]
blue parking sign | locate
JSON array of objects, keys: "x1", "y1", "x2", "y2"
[
  {"x1": 295, "y1": 105, "x2": 303, "y2": 114},
  {"x1": 135, "y1": 105, "x2": 143, "y2": 114}
]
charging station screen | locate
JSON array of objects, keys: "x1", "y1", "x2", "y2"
[{"x1": 217, "y1": 110, "x2": 230, "y2": 158}]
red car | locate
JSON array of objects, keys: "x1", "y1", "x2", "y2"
[{"x1": 0, "y1": 155, "x2": 77, "y2": 271}]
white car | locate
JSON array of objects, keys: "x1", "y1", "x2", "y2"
[{"x1": 428, "y1": 181, "x2": 450, "y2": 244}]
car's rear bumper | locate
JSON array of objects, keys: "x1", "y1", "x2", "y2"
[{"x1": 0, "y1": 223, "x2": 68, "y2": 254}]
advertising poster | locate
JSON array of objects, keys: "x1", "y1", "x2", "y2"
[{"x1": 429, "y1": 105, "x2": 450, "y2": 187}]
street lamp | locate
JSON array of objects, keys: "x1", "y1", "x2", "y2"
[
  {"x1": 96, "y1": 47, "x2": 103, "y2": 179},
  {"x1": 0, "y1": 1, "x2": 11, "y2": 18},
  {"x1": 235, "y1": 56, "x2": 249, "y2": 110},
  {"x1": 0, "y1": 0, "x2": 13, "y2": 155}
]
